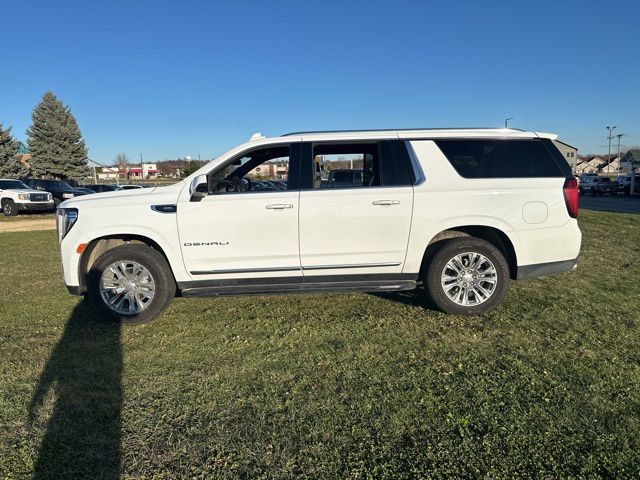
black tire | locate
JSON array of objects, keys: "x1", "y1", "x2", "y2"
[
  {"x1": 424, "y1": 237, "x2": 510, "y2": 316},
  {"x1": 2, "y1": 200, "x2": 17, "y2": 217},
  {"x1": 87, "y1": 244, "x2": 176, "y2": 324}
]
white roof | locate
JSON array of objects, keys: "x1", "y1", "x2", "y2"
[{"x1": 276, "y1": 128, "x2": 555, "y2": 142}]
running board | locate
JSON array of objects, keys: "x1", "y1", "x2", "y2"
[{"x1": 180, "y1": 280, "x2": 417, "y2": 298}]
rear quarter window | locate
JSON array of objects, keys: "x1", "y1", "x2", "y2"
[{"x1": 435, "y1": 139, "x2": 569, "y2": 178}]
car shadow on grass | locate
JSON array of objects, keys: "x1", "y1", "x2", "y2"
[
  {"x1": 370, "y1": 287, "x2": 440, "y2": 311},
  {"x1": 28, "y1": 300, "x2": 122, "y2": 479}
]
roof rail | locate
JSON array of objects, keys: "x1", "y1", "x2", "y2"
[{"x1": 281, "y1": 127, "x2": 524, "y2": 136}]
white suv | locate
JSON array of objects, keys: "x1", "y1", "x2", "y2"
[
  {"x1": 0, "y1": 179, "x2": 55, "y2": 216},
  {"x1": 57, "y1": 128, "x2": 581, "y2": 323}
]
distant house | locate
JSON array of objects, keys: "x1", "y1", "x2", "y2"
[
  {"x1": 553, "y1": 140, "x2": 578, "y2": 172},
  {"x1": 96, "y1": 166, "x2": 119, "y2": 181},
  {"x1": 576, "y1": 156, "x2": 606, "y2": 174},
  {"x1": 247, "y1": 160, "x2": 288, "y2": 180},
  {"x1": 599, "y1": 156, "x2": 634, "y2": 174},
  {"x1": 621, "y1": 149, "x2": 640, "y2": 173},
  {"x1": 128, "y1": 163, "x2": 158, "y2": 179}
]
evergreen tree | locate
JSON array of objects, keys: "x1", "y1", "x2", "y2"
[
  {"x1": 0, "y1": 123, "x2": 28, "y2": 178},
  {"x1": 26, "y1": 92, "x2": 90, "y2": 181}
]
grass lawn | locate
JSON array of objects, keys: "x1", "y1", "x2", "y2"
[
  {"x1": 1, "y1": 210, "x2": 639, "y2": 478},
  {"x1": 0, "y1": 213, "x2": 54, "y2": 222}
]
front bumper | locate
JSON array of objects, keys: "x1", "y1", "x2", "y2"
[{"x1": 16, "y1": 202, "x2": 55, "y2": 212}]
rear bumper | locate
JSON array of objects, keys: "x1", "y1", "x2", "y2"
[
  {"x1": 517, "y1": 257, "x2": 578, "y2": 280},
  {"x1": 16, "y1": 202, "x2": 55, "y2": 212}
]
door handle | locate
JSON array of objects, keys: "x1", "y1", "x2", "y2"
[
  {"x1": 372, "y1": 200, "x2": 400, "y2": 206},
  {"x1": 266, "y1": 204, "x2": 293, "y2": 209}
]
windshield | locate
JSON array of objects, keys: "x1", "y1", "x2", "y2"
[{"x1": 0, "y1": 180, "x2": 29, "y2": 189}]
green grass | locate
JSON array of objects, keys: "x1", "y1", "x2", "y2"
[
  {"x1": 1, "y1": 210, "x2": 639, "y2": 478},
  {"x1": 0, "y1": 212, "x2": 54, "y2": 222}
]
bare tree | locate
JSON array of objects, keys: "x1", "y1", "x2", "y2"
[{"x1": 115, "y1": 153, "x2": 129, "y2": 179}]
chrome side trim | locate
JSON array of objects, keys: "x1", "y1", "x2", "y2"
[
  {"x1": 302, "y1": 262, "x2": 401, "y2": 271},
  {"x1": 190, "y1": 266, "x2": 301, "y2": 275},
  {"x1": 190, "y1": 262, "x2": 402, "y2": 276}
]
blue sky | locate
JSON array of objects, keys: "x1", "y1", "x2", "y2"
[{"x1": 2, "y1": 0, "x2": 639, "y2": 165}]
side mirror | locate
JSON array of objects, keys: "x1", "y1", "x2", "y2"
[{"x1": 189, "y1": 174, "x2": 208, "y2": 202}]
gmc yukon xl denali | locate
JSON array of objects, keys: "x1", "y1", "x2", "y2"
[{"x1": 57, "y1": 128, "x2": 581, "y2": 323}]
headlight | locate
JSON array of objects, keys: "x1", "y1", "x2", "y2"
[
  {"x1": 48, "y1": 193, "x2": 53, "y2": 201},
  {"x1": 56, "y1": 208, "x2": 78, "y2": 242},
  {"x1": 17, "y1": 193, "x2": 28, "y2": 200},
  {"x1": 62, "y1": 193, "x2": 75, "y2": 199}
]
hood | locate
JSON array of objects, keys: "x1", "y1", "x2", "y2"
[
  {"x1": 0, "y1": 187, "x2": 47, "y2": 195},
  {"x1": 60, "y1": 181, "x2": 186, "y2": 209}
]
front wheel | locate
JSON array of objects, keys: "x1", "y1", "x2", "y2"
[
  {"x1": 2, "y1": 200, "x2": 17, "y2": 217},
  {"x1": 424, "y1": 237, "x2": 510, "y2": 316},
  {"x1": 87, "y1": 244, "x2": 176, "y2": 324}
]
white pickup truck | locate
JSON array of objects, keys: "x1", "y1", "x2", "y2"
[
  {"x1": 0, "y1": 179, "x2": 55, "y2": 216},
  {"x1": 56, "y1": 128, "x2": 582, "y2": 323}
]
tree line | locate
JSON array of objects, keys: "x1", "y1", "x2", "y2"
[{"x1": 0, "y1": 92, "x2": 89, "y2": 181}]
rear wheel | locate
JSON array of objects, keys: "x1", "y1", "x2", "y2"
[
  {"x1": 87, "y1": 244, "x2": 176, "y2": 324},
  {"x1": 424, "y1": 237, "x2": 510, "y2": 316},
  {"x1": 2, "y1": 200, "x2": 17, "y2": 217}
]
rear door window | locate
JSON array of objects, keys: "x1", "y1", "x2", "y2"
[
  {"x1": 309, "y1": 141, "x2": 413, "y2": 189},
  {"x1": 435, "y1": 139, "x2": 568, "y2": 178}
]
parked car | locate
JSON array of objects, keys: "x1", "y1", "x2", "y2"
[
  {"x1": 74, "y1": 187, "x2": 97, "y2": 195},
  {"x1": 24, "y1": 178, "x2": 89, "y2": 207},
  {"x1": 83, "y1": 184, "x2": 121, "y2": 193},
  {"x1": 616, "y1": 174, "x2": 640, "y2": 195},
  {"x1": 56, "y1": 128, "x2": 581, "y2": 323},
  {"x1": 0, "y1": 178, "x2": 55, "y2": 216},
  {"x1": 579, "y1": 176, "x2": 618, "y2": 196},
  {"x1": 578, "y1": 173, "x2": 598, "y2": 183}
]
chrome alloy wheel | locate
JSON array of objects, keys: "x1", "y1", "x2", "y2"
[
  {"x1": 440, "y1": 252, "x2": 498, "y2": 306},
  {"x1": 100, "y1": 261, "x2": 156, "y2": 315}
]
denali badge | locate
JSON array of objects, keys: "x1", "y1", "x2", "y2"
[{"x1": 183, "y1": 242, "x2": 229, "y2": 246}]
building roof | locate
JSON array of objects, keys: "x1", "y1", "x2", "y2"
[
  {"x1": 554, "y1": 139, "x2": 578, "y2": 150},
  {"x1": 622, "y1": 149, "x2": 640, "y2": 163}
]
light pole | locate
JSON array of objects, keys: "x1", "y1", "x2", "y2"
[
  {"x1": 615, "y1": 133, "x2": 624, "y2": 176},
  {"x1": 504, "y1": 117, "x2": 513, "y2": 128},
  {"x1": 606, "y1": 126, "x2": 616, "y2": 174}
]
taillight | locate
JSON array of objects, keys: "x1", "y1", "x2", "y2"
[{"x1": 563, "y1": 178, "x2": 579, "y2": 219}]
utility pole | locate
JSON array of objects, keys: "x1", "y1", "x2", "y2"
[
  {"x1": 606, "y1": 126, "x2": 616, "y2": 174},
  {"x1": 140, "y1": 153, "x2": 144, "y2": 181},
  {"x1": 504, "y1": 117, "x2": 513, "y2": 128},
  {"x1": 615, "y1": 134, "x2": 624, "y2": 176}
]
